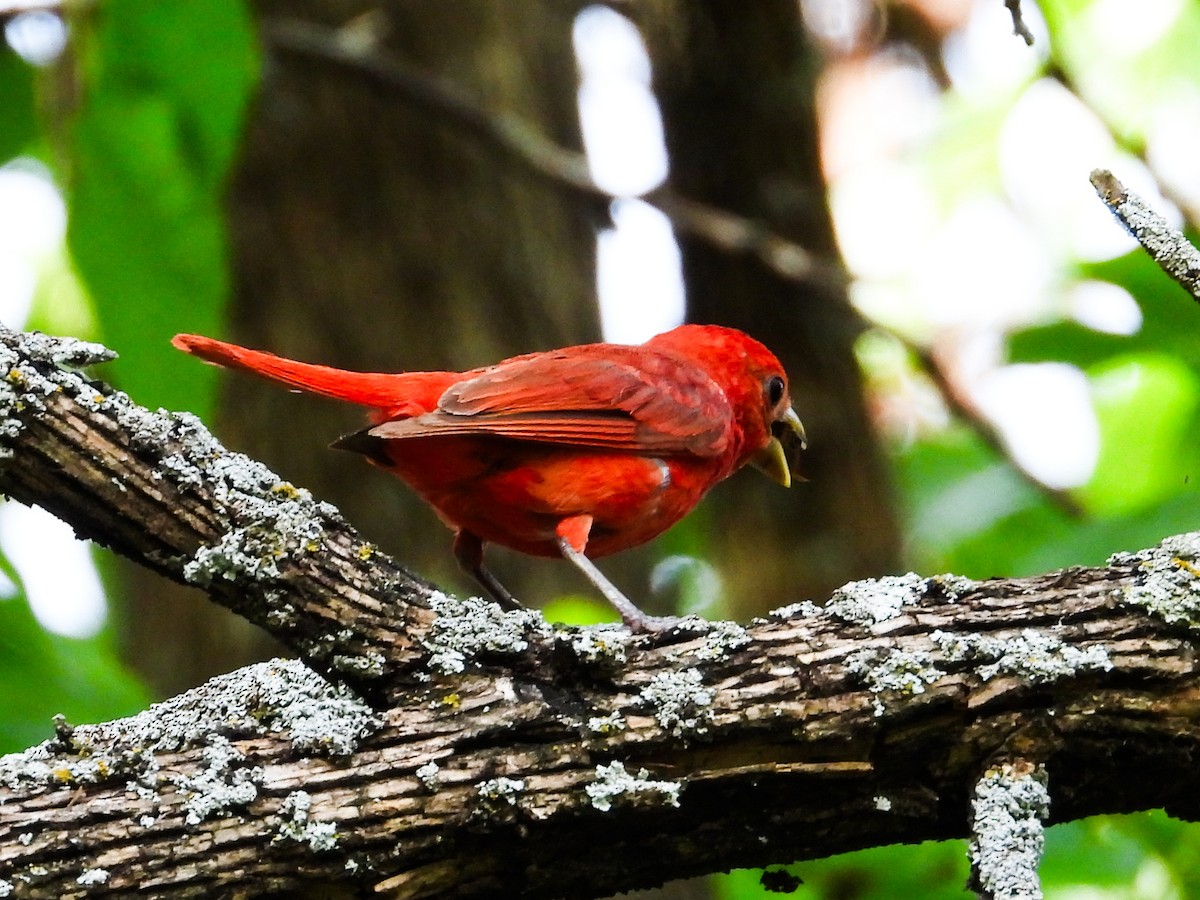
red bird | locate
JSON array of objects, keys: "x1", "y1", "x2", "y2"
[{"x1": 172, "y1": 325, "x2": 806, "y2": 632}]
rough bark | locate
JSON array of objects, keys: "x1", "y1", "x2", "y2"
[{"x1": 1, "y1": 332, "x2": 1199, "y2": 898}]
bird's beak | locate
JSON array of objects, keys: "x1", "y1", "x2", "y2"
[{"x1": 750, "y1": 406, "x2": 807, "y2": 488}]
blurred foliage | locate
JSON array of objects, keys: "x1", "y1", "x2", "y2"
[
  {"x1": 715, "y1": 841, "x2": 969, "y2": 900},
  {"x1": 0, "y1": 0, "x2": 257, "y2": 756},
  {"x1": 714, "y1": 813, "x2": 1200, "y2": 900},
  {"x1": 1039, "y1": 0, "x2": 1200, "y2": 142},
  {"x1": 541, "y1": 593, "x2": 616, "y2": 627},
  {"x1": 1, "y1": 0, "x2": 1199, "y2": 895},
  {"x1": 902, "y1": 246, "x2": 1200, "y2": 581},
  {"x1": 0, "y1": 588, "x2": 148, "y2": 753},
  {"x1": 0, "y1": 46, "x2": 36, "y2": 161},
  {"x1": 65, "y1": 0, "x2": 258, "y2": 419},
  {"x1": 716, "y1": 0, "x2": 1200, "y2": 895}
]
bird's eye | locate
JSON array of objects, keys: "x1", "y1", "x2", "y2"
[{"x1": 765, "y1": 374, "x2": 786, "y2": 407}]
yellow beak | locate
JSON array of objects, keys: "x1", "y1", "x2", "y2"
[{"x1": 750, "y1": 406, "x2": 807, "y2": 488}]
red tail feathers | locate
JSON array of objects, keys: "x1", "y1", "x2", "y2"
[{"x1": 172, "y1": 334, "x2": 437, "y2": 411}]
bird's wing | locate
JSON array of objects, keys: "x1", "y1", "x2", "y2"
[{"x1": 358, "y1": 346, "x2": 733, "y2": 457}]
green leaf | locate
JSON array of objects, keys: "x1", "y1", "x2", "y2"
[
  {"x1": 1008, "y1": 318, "x2": 1130, "y2": 370},
  {"x1": 1042, "y1": 813, "x2": 1193, "y2": 897},
  {"x1": 1081, "y1": 353, "x2": 1200, "y2": 516},
  {"x1": 1040, "y1": 0, "x2": 1200, "y2": 143},
  {"x1": 0, "y1": 47, "x2": 37, "y2": 162},
  {"x1": 714, "y1": 841, "x2": 971, "y2": 900},
  {"x1": 541, "y1": 594, "x2": 617, "y2": 627},
  {"x1": 1009, "y1": 246, "x2": 1200, "y2": 372},
  {"x1": 894, "y1": 426, "x2": 1048, "y2": 576},
  {"x1": 0, "y1": 591, "x2": 149, "y2": 753},
  {"x1": 64, "y1": 0, "x2": 258, "y2": 416}
]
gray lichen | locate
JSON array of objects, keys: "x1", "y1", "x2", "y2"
[
  {"x1": 415, "y1": 761, "x2": 441, "y2": 791},
  {"x1": 824, "y1": 573, "x2": 926, "y2": 625},
  {"x1": 180, "y1": 456, "x2": 328, "y2": 588},
  {"x1": 585, "y1": 761, "x2": 681, "y2": 812},
  {"x1": 0, "y1": 332, "x2": 118, "y2": 459},
  {"x1": 766, "y1": 599, "x2": 824, "y2": 621},
  {"x1": 969, "y1": 764, "x2": 1050, "y2": 900},
  {"x1": 693, "y1": 620, "x2": 751, "y2": 661},
  {"x1": 0, "y1": 659, "x2": 378, "y2": 794},
  {"x1": 22, "y1": 333, "x2": 116, "y2": 369},
  {"x1": 477, "y1": 776, "x2": 526, "y2": 815},
  {"x1": 326, "y1": 649, "x2": 388, "y2": 679},
  {"x1": 770, "y1": 573, "x2": 978, "y2": 626},
  {"x1": 423, "y1": 592, "x2": 549, "y2": 675},
  {"x1": 1090, "y1": 169, "x2": 1200, "y2": 299},
  {"x1": 927, "y1": 573, "x2": 977, "y2": 600},
  {"x1": 133, "y1": 657, "x2": 376, "y2": 757},
  {"x1": 844, "y1": 647, "x2": 944, "y2": 716},
  {"x1": 142, "y1": 415, "x2": 388, "y2": 674},
  {"x1": 638, "y1": 668, "x2": 713, "y2": 736},
  {"x1": 587, "y1": 711, "x2": 626, "y2": 735},
  {"x1": 75, "y1": 868, "x2": 110, "y2": 887},
  {"x1": 559, "y1": 624, "x2": 630, "y2": 667},
  {"x1": 276, "y1": 790, "x2": 339, "y2": 852},
  {"x1": 175, "y1": 735, "x2": 261, "y2": 825},
  {"x1": 932, "y1": 628, "x2": 1112, "y2": 683},
  {"x1": 0, "y1": 330, "x2": 391, "y2": 672},
  {"x1": 1113, "y1": 532, "x2": 1200, "y2": 628}
]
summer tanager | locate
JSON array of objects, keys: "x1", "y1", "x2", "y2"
[{"x1": 172, "y1": 325, "x2": 806, "y2": 632}]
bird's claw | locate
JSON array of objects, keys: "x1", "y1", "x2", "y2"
[
  {"x1": 626, "y1": 613, "x2": 679, "y2": 634},
  {"x1": 625, "y1": 613, "x2": 708, "y2": 636}
]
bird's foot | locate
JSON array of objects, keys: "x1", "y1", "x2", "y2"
[
  {"x1": 625, "y1": 612, "x2": 680, "y2": 634},
  {"x1": 624, "y1": 612, "x2": 710, "y2": 636}
]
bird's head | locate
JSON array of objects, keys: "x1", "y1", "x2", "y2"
[
  {"x1": 647, "y1": 324, "x2": 807, "y2": 486},
  {"x1": 749, "y1": 371, "x2": 807, "y2": 488}
]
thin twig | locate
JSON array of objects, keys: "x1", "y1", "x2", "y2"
[
  {"x1": 1044, "y1": 61, "x2": 1200, "y2": 232},
  {"x1": 907, "y1": 339, "x2": 1085, "y2": 518},
  {"x1": 261, "y1": 16, "x2": 847, "y2": 292},
  {"x1": 1004, "y1": 0, "x2": 1035, "y2": 46},
  {"x1": 1090, "y1": 168, "x2": 1200, "y2": 303}
]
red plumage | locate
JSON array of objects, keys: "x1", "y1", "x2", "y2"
[{"x1": 172, "y1": 325, "x2": 805, "y2": 631}]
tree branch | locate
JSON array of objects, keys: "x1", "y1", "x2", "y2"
[
  {"x1": 904, "y1": 338, "x2": 1084, "y2": 519},
  {"x1": 260, "y1": 16, "x2": 848, "y2": 293},
  {"x1": 1004, "y1": 0, "x2": 1036, "y2": 46},
  {"x1": 1, "y1": 328, "x2": 1200, "y2": 898},
  {"x1": 1090, "y1": 168, "x2": 1200, "y2": 302},
  {"x1": 0, "y1": 329, "x2": 436, "y2": 690}
]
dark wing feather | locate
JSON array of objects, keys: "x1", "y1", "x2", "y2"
[{"x1": 362, "y1": 346, "x2": 732, "y2": 458}]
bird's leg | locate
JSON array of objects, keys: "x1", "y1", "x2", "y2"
[
  {"x1": 555, "y1": 515, "x2": 679, "y2": 634},
  {"x1": 452, "y1": 530, "x2": 522, "y2": 611}
]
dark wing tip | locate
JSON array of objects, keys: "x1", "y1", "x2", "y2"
[{"x1": 330, "y1": 429, "x2": 393, "y2": 466}]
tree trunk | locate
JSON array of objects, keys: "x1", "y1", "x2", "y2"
[{"x1": 640, "y1": 2, "x2": 902, "y2": 615}]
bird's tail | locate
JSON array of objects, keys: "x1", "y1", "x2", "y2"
[{"x1": 172, "y1": 333, "x2": 433, "y2": 410}]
